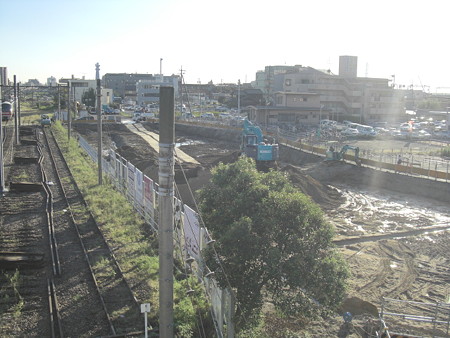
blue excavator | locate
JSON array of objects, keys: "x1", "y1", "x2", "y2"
[
  {"x1": 325, "y1": 145, "x2": 361, "y2": 165},
  {"x1": 241, "y1": 119, "x2": 278, "y2": 165}
]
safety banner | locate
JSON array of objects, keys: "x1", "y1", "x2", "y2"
[{"x1": 183, "y1": 205, "x2": 201, "y2": 260}]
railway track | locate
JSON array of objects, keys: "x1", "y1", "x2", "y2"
[
  {"x1": 1, "y1": 126, "x2": 118, "y2": 336},
  {"x1": 0, "y1": 126, "x2": 56, "y2": 336},
  {"x1": 41, "y1": 127, "x2": 143, "y2": 336}
]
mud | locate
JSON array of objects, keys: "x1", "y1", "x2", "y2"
[{"x1": 72, "y1": 121, "x2": 450, "y2": 337}]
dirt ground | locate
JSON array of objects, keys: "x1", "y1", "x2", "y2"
[{"x1": 73, "y1": 122, "x2": 450, "y2": 337}]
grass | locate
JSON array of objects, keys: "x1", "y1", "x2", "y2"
[
  {"x1": 51, "y1": 121, "x2": 209, "y2": 336},
  {"x1": 11, "y1": 169, "x2": 29, "y2": 181},
  {"x1": 440, "y1": 146, "x2": 450, "y2": 157},
  {"x1": 0, "y1": 270, "x2": 24, "y2": 318}
]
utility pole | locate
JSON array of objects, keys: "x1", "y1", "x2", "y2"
[
  {"x1": 17, "y1": 83, "x2": 21, "y2": 127},
  {"x1": 96, "y1": 63, "x2": 103, "y2": 185},
  {"x1": 0, "y1": 84, "x2": 4, "y2": 194},
  {"x1": 160, "y1": 58, "x2": 163, "y2": 75},
  {"x1": 14, "y1": 75, "x2": 18, "y2": 145},
  {"x1": 57, "y1": 84, "x2": 61, "y2": 118},
  {"x1": 158, "y1": 86, "x2": 175, "y2": 338},
  {"x1": 68, "y1": 82, "x2": 71, "y2": 141},
  {"x1": 237, "y1": 79, "x2": 241, "y2": 115},
  {"x1": 180, "y1": 66, "x2": 185, "y2": 115}
]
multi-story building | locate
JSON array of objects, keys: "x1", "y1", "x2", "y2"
[
  {"x1": 254, "y1": 65, "x2": 304, "y2": 104},
  {"x1": 103, "y1": 73, "x2": 157, "y2": 100},
  {"x1": 59, "y1": 76, "x2": 113, "y2": 107},
  {"x1": 254, "y1": 57, "x2": 405, "y2": 124},
  {"x1": 136, "y1": 75, "x2": 180, "y2": 106},
  {"x1": 339, "y1": 55, "x2": 358, "y2": 78},
  {"x1": 47, "y1": 76, "x2": 57, "y2": 86},
  {"x1": 248, "y1": 91, "x2": 329, "y2": 128},
  {"x1": 0, "y1": 67, "x2": 8, "y2": 86}
]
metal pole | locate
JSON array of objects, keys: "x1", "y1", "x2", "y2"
[
  {"x1": 17, "y1": 83, "x2": 21, "y2": 127},
  {"x1": 14, "y1": 75, "x2": 18, "y2": 145},
  {"x1": 68, "y1": 82, "x2": 71, "y2": 141},
  {"x1": 57, "y1": 84, "x2": 61, "y2": 119},
  {"x1": 96, "y1": 63, "x2": 102, "y2": 185},
  {"x1": 237, "y1": 79, "x2": 241, "y2": 115},
  {"x1": 0, "y1": 84, "x2": 4, "y2": 193},
  {"x1": 158, "y1": 86, "x2": 175, "y2": 338}
]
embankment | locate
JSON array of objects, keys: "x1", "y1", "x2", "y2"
[{"x1": 176, "y1": 122, "x2": 450, "y2": 203}]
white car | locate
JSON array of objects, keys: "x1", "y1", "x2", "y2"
[
  {"x1": 341, "y1": 128, "x2": 359, "y2": 137},
  {"x1": 411, "y1": 130, "x2": 431, "y2": 139}
]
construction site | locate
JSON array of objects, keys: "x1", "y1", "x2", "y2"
[{"x1": 71, "y1": 119, "x2": 450, "y2": 337}]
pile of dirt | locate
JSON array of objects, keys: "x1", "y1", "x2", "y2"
[{"x1": 281, "y1": 164, "x2": 344, "y2": 210}]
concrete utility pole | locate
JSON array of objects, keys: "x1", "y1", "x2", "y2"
[
  {"x1": 96, "y1": 63, "x2": 103, "y2": 185},
  {"x1": 68, "y1": 82, "x2": 71, "y2": 141},
  {"x1": 14, "y1": 75, "x2": 18, "y2": 145},
  {"x1": 158, "y1": 86, "x2": 175, "y2": 338}
]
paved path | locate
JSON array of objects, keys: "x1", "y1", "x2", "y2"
[{"x1": 125, "y1": 123, "x2": 200, "y2": 165}]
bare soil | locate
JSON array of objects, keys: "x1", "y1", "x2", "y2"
[{"x1": 73, "y1": 122, "x2": 450, "y2": 337}]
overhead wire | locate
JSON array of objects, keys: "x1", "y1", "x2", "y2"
[{"x1": 172, "y1": 184, "x2": 208, "y2": 338}]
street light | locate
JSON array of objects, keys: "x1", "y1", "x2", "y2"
[
  {"x1": 447, "y1": 107, "x2": 449, "y2": 133},
  {"x1": 318, "y1": 105, "x2": 324, "y2": 138}
]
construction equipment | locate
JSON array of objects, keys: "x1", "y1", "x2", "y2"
[
  {"x1": 325, "y1": 145, "x2": 361, "y2": 165},
  {"x1": 241, "y1": 119, "x2": 278, "y2": 164}
]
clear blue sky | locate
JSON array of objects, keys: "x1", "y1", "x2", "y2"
[{"x1": 2, "y1": 0, "x2": 449, "y2": 91}]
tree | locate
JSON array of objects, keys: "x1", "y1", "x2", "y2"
[
  {"x1": 82, "y1": 88, "x2": 96, "y2": 109},
  {"x1": 198, "y1": 157, "x2": 349, "y2": 330}
]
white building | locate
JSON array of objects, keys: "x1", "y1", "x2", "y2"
[
  {"x1": 136, "y1": 75, "x2": 179, "y2": 106},
  {"x1": 60, "y1": 77, "x2": 113, "y2": 106}
]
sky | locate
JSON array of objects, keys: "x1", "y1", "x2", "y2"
[{"x1": 1, "y1": 0, "x2": 449, "y2": 92}]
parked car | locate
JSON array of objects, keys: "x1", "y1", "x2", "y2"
[
  {"x1": 77, "y1": 116, "x2": 95, "y2": 121},
  {"x1": 411, "y1": 130, "x2": 431, "y2": 139},
  {"x1": 341, "y1": 128, "x2": 359, "y2": 137},
  {"x1": 200, "y1": 113, "x2": 214, "y2": 119}
]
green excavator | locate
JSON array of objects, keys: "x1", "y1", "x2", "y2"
[{"x1": 325, "y1": 145, "x2": 361, "y2": 166}]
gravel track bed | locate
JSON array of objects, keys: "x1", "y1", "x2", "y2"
[
  {"x1": 43, "y1": 128, "x2": 142, "y2": 336},
  {"x1": 0, "y1": 127, "x2": 51, "y2": 337},
  {"x1": 39, "y1": 128, "x2": 111, "y2": 337}
]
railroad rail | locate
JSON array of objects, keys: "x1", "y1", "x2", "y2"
[
  {"x1": 0, "y1": 126, "x2": 57, "y2": 336},
  {"x1": 42, "y1": 127, "x2": 143, "y2": 336}
]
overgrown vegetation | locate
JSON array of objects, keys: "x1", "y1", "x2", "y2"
[
  {"x1": 440, "y1": 146, "x2": 450, "y2": 157},
  {"x1": 0, "y1": 270, "x2": 24, "y2": 318},
  {"x1": 198, "y1": 157, "x2": 350, "y2": 334},
  {"x1": 51, "y1": 121, "x2": 211, "y2": 336}
]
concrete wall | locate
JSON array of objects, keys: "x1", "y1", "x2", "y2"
[
  {"x1": 280, "y1": 144, "x2": 450, "y2": 203},
  {"x1": 176, "y1": 123, "x2": 241, "y2": 145}
]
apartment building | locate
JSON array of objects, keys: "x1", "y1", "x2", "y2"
[
  {"x1": 103, "y1": 73, "x2": 156, "y2": 100},
  {"x1": 254, "y1": 57, "x2": 405, "y2": 124},
  {"x1": 248, "y1": 91, "x2": 330, "y2": 127}
]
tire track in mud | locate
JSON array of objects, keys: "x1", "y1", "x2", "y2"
[{"x1": 333, "y1": 224, "x2": 450, "y2": 246}]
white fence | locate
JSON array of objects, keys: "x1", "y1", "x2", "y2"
[{"x1": 77, "y1": 135, "x2": 231, "y2": 337}]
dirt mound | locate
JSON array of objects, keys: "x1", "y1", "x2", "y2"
[
  {"x1": 339, "y1": 296, "x2": 379, "y2": 317},
  {"x1": 281, "y1": 164, "x2": 344, "y2": 210},
  {"x1": 209, "y1": 151, "x2": 242, "y2": 168}
]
